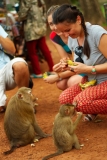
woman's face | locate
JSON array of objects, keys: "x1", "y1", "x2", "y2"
[
  {"x1": 47, "y1": 14, "x2": 63, "y2": 35},
  {"x1": 55, "y1": 17, "x2": 83, "y2": 38}
]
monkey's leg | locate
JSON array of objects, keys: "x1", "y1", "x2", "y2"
[
  {"x1": 73, "y1": 134, "x2": 81, "y2": 149},
  {"x1": 34, "y1": 122, "x2": 51, "y2": 138}
]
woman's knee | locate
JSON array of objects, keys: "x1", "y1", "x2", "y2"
[
  {"x1": 56, "y1": 79, "x2": 68, "y2": 90},
  {"x1": 67, "y1": 75, "x2": 83, "y2": 87},
  {"x1": 12, "y1": 61, "x2": 29, "y2": 73},
  {"x1": 12, "y1": 62, "x2": 30, "y2": 87}
]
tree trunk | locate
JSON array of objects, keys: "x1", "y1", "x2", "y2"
[
  {"x1": 79, "y1": 0, "x2": 105, "y2": 25},
  {"x1": 45, "y1": 0, "x2": 71, "y2": 10}
]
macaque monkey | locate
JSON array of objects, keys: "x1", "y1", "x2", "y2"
[
  {"x1": 4, "y1": 87, "x2": 50, "y2": 155},
  {"x1": 42, "y1": 104, "x2": 83, "y2": 160}
]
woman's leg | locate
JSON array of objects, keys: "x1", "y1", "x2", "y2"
[
  {"x1": 12, "y1": 62, "x2": 29, "y2": 88},
  {"x1": 67, "y1": 75, "x2": 83, "y2": 87},
  {"x1": 59, "y1": 76, "x2": 87, "y2": 104},
  {"x1": 74, "y1": 81, "x2": 107, "y2": 114},
  {"x1": 26, "y1": 40, "x2": 42, "y2": 75},
  {"x1": 6, "y1": 58, "x2": 30, "y2": 89},
  {"x1": 59, "y1": 84, "x2": 82, "y2": 104},
  {"x1": 56, "y1": 75, "x2": 83, "y2": 90},
  {"x1": 56, "y1": 78, "x2": 69, "y2": 90},
  {"x1": 38, "y1": 36, "x2": 54, "y2": 71},
  {"x1": 0, "y1": 58, "x2": 30, "y2": 112}
]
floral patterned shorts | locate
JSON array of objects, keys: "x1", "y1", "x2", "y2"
[{"x1": 59, "y1": 77, "x2": 107, "y2": 114}]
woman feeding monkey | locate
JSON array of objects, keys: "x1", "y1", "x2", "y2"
[{"x1": 52, "y1": 4, "x2": 107, "y2": 121}]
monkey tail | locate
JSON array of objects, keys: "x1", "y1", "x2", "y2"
[
  {"x1": 42, "y1": 150, "x2": 63, "y2": 160},
  {"x1": 3, "y1": 146, "x2": 17, "y2": 155}
]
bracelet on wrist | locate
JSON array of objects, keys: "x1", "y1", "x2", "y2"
[{"x1": 91, "y1": 66, "x2": 96, "y2": 74}]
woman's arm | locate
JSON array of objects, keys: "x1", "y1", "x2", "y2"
[
  {"x1": 99, "y1": 34, "x2": 107, "y2": 59},
  {"x1": 51, "y1": 40, "x2": 70, "y2": 59},
  {"x1": 43, "y1": 70, "x2": 75, "y2": 84},
  {"x1": 57, "y1": 70, "x2": 75, "y2": 79},
  {"x1": 89, "y1": 34, "x2": 107, "y2": 74}
]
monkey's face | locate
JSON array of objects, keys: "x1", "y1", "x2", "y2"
[
  {"x1": 69, "y1": 106, "x2": 76, "y2": 117},
  {"x1": 30, "y1": 93, "x2": 38, "y2": 107},
  {"x1": 16, "y1": 87, "x2": 38, "y2": 107}
]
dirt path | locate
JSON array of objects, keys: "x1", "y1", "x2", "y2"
[{"x1": 0, "y1": 36, "x2": 107, "y2": 160}]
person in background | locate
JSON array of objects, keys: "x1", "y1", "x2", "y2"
[
  {"x1": 18, "y1": 0, "x2": 54, "y2": 78},
  {"x1": 52, "y1": 4, "x2": 107, "y2": 121},
  {"x1": 47, "y1": 5, "x2": 72, "y2": 59},
  {"x1": 43, "y1": 5, "x2": 83, "y2": 90},
  {"x1": 0, "y1": 25, "x2": 31, "y2": 113}
]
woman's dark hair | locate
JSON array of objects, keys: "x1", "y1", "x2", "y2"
[{"x1": 53, "y1": 4, "x2": 90, "y2": 58}]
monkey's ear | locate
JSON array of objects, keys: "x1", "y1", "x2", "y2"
[{"x1": 17, "y1": 93, "x2": 23, "y2": 99}]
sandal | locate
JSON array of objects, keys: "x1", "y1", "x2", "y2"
[
  {"x1": 0, "y1": 106, "x2": 6, "y2": 113},
  {"x1": 47, "y1": 71, "x2": 55, "y2": 75},
  {"x1": 84, "y1": 114, "x2": 97, "y2": 121}
]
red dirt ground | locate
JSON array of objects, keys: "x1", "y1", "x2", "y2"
[{"x1": 0, "y1": 34, "x2": 107, "y2": 160}]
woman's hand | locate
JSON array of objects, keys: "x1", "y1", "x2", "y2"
[
  {"x1": 53, "y1": 62, "x2": 63, "y2": 72},
  {"x1": 60, "y1": 57, "x2": 69, "y2": 63},
  {"x1": 43, "y1": 74, "x2": 59, "y2": 84},
  {"x1": 68, "y1": 62, "x2": 89, "y2": 74},
  {"x1": 53, "y1": 58, "x2": 70, "y2": 72}
]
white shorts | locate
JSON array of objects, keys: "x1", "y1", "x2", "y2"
[{"x1": 0, "y1": 57, "x2": 27, "y2": 106}]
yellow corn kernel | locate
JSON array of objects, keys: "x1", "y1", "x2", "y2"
[
  {"x1": 43, "y1": 72, "x2": 48, "y2": 78},
  {"x1": 67, "y1": 60, "x2": 77, "y2": 66}
]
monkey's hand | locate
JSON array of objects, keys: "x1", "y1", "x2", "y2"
[
  {"x1": 77, "y1": 112, "x2": 83, "y2": 116},
  {"x1": 77, "y1": 112, "x2": 83, "y2": 119}
]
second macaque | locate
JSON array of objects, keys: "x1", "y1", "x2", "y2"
[{"x1": 42, "y1": 104, "x2": 83, "y2": 160}]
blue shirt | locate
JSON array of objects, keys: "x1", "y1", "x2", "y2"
[{"x1": 0, "y1": 25, "x2": 10, "y2": 70}]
